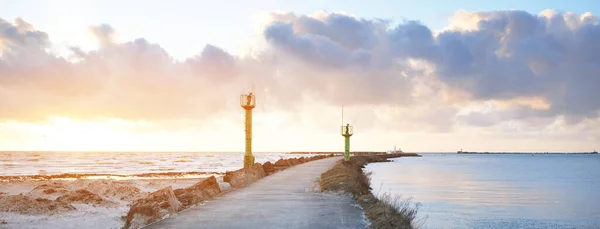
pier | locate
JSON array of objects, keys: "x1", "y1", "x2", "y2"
[{"x1": 144, "y1": 157, "x2": 367, "y2": 229}]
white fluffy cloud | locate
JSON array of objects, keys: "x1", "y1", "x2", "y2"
[{"x1": 1, "y1": 10, "x2": 599, "y2": 139}]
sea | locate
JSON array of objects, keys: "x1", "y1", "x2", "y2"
[
  {"x1": 3, "y1": 151, "x2": 599, "y2": 228},
  {"x1": 365, "y1": 153, "x2": 600, "y2": 229},
  {"x1": 0, "y1": 151, "x2": 315, "y2": 179}
]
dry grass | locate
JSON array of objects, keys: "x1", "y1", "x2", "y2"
[
  {"x1": 362, "y1": 193, "x2": 425, "y2": 229},
  {"x1": 320, "y1": 155, "x2": 423, "y2": 229},
  {"x1": 320, "y1": 160, "x2": 371, "y2": 196},
  {"x1": 122, "y1": 205, "x2": 157, "y2": 229}
]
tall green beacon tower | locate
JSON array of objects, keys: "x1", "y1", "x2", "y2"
[
  {"x1": 341, "y1": 106, "x2": 353, "y2": 161},
  {"x1": 240, "y1": 91, "x2": 256, "y2": 168}
]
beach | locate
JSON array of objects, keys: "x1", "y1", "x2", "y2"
[
  {"x1": 0, "y1": 176, "x2": 231, "y2": 228},
  {"x1": 0, "y1": 151, "x2": 318, "y2": 228}
]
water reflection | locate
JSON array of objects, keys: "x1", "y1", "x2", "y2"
[{"x1": 365, "y1": 153, "x2": 600, "y2": 229}]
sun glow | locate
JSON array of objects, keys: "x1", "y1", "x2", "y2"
[{"x1": 40, "y1": 117, "x2": 131, "y2": 151}]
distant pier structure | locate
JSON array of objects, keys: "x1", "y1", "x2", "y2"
[
  {"x1": 341, "y1": 106, "x2": 353, "y2": 161},
  {"x1": 241, "y1": 91, "x2": 256, "y2": 168}
]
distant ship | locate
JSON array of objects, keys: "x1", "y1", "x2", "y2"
[
  {"x1": 387, "y1": 145, "x2": 403, "y2": 154},
  {"x1": 457, "y1": 149, "x2": 473, "y2": 154},
  {"x1": 593, "y1": 149, "x2": 598, "y2": 154}
]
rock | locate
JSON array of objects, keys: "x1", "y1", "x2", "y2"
[
  {"x1": 28, "y1": 182, "x2": 69, "y2": 199},
  {"x1": 124, "y1": 186, "x2": 182, "y2": 229},
  {"x1": 223, "y1": 171, "x2": 233, "y2": 182},
  {"x1": 274, "y1": 159, "x2": 291, "y2": 170},
  {"x1": 224, "y1": 163, "x2": 266, "y2": 189},
  {"x1": 288, "y1": 159, "x2": 297, "y2": 165},
  {"x1": 262, "y1": 161, "x2": 275, "y2": 175},
  {"x1": 298, "y1": 157, "x2": 306, "y2": 163},
  {"x1": 56, "y1": 189, "x2": 116, "y2": 207},
  {"x1": 86, "y1": 180, "x2": 144, "y2": 201},
  {"x1": 173, "y1": 176, "x2": 221, "y2": 208},
  {"x1": 289, "y1": 158, "x2": 300, "y2": 165},
  {"x1": 0, "y1": 194, "x2": 75, "y2": 215},
  {"x1": 217, "y1": 177, "x2": 231, "y2": 192}
]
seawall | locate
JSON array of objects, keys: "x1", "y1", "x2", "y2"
[
  {"x1": 124, "y1": 154, "x2": 335, "y2": 229},
  {"x1": 320, "y1": 153, "x2": 422, "y2": 229}
]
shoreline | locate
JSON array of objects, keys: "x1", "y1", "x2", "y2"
[
  {"x1": 320, "y1": 153, "x2": 422, "y2": 229},
  {"x1": 0, "y1": 171, "x2": 222, "y2": 183},
  {"x1": 0, "y1": 155, "x2": 334, "y2": 229},
  {"x1": 288, "y1": 151, "x2": 385, "y2": 154}
]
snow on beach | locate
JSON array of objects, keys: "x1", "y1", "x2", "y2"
[{"x1": 0, "y1": 151, "x2": 315, "y2": 228}]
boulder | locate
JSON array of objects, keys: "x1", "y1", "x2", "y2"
[
  {"x1": 288, "y1": 158, "x2": 297, "y2": 166},
  {"x1": 289, "y1": 158, "x2": 300, "y2": 165},
  {"x1": 0, "y1": 194, "x2": 75, "y2": 215},
  {"x1": 86, "y1": 180, "x2": 144, "y2": 201},
  {"x1": 274, "y1": 159, "x2": 291, "y2": 170},
  {"x1": 223, "y1": 171, "x2": 233, "y2": 182},
  {"x1": 28, "y1": 182, "x2": 69, "y2": 199},
  {"x1": 223, "y1": 163, "x2": 266, "y2": 189},
  {"x1": 56, "y1": 189, "x2": 116, "y2": 207},
  {"x1": 173, "y1": 176, "x2": 221, "y2": 208},
  {"x1": 124, "y1": 186, "x2": 182, "y2": 229},
  {"x1": 262, "y1": 161, "x2": 275, "y2": 175},
  {"x1": 298, "y1": 157, "x2": 306, "y2": 163}
]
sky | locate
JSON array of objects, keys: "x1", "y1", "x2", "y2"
[{"x1": 0, "y1": 0, "x2": 599, "y2": 152}]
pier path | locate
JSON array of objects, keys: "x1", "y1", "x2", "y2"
[{"x1": 144, "y1": 157, "x2": 368, "y2": 229}]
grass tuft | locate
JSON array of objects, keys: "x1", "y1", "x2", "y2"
[
  {"x1": 320, "y1": 154, "x2": 424, "y2": 229},
  {"x1": 363, "y1": 193, "x2": 425, "y2": 229}
]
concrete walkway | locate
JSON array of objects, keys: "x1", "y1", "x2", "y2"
[{"x1": 145, "y1": 157, "x2": 368, "y2": 229}]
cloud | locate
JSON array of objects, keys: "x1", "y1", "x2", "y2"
[
  {"x1": 263, "y1": 10, "x2": 600, "y2": 126},
  {"x1": 89, "y1": 24, "x2": 116, "y2": 47},
  {"x1": 429, "y1": 10, "x2": 600, "y2": 121},
  {"x1": 1, "y1": 10, "x2": 599, "y2": 136},
  {"x1": 262, "y1": 12, "x2": 418, "y2": 108},
  {"x1": 0, "y1": 17, "x2": 49, "y2": 51},
  {"x1": 0, "y1": 20, "x2": 243, "y2": 122}
]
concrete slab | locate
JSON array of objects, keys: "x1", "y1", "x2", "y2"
[{"x1": 144, "y1": 157, "x2": 368, "y2": 229}]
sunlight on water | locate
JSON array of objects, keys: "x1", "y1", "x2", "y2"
[
  {"x1": 0, "y1": 151, "x2": 315, "y2": 179},
  {"x1": 365, "y1": 153, "x2": 600, "y2": 229}
]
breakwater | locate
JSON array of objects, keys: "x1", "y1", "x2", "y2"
[
  {"x1": 320, "y1": 153, "x2": 422, "y2": 229},
  {"x1": 124, "y1": 154, "x2": 335, "y2": 228},
  {"x1": 288, "y1": 151, "x2": 417, "y2": 156}
]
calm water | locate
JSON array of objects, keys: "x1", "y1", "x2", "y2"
[{"x1": 365, "y1": 153, "x2": 600, "y2": 229}]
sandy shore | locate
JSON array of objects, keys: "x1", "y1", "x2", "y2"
[
  {"x1": 0, "y1": 154, "x2": 334, "y2": 229},
  {"x1": 0, "y1": 176, "x2": 230, "y2": 229}
]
